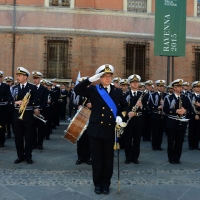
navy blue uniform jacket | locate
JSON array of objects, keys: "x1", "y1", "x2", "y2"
[{"x1": 74, "y1": 79, "x2": 128, "y2": 140}]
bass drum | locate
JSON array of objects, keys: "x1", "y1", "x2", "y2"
[{"x1": 63, "y1": 106, "x2": 91, "y2": 144}]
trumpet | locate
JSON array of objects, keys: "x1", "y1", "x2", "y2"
[
  {"x1": 33, "y1": 114, "x2": 47, "y2": 124},
  {"x1": 18, "y1": 90, "x2": 31, "y2": 120}
]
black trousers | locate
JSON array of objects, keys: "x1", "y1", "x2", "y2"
[
  {"x1": 77, "y1": 130, "x2": 90, "y2": 161},
  {"x1": 14, "y1": 120, "x2": 34, "y2": 160},
  {"x1": 142, "y1": 114, "x2": 152, "y2": 140},
  {"x1": 151, "y1": 119, "x2": 164, "y2": 148},
  {"x1": 167, "y1": 128, "x2": 186, "y2": 162},
  {"x1": 33, "y1": 118, "x2": 45, "y2": 148},
  {"x1": 0, "y1": 123, "x2": 5, "y2": 145},
  {"x1": 89, "y1": 136, "x2": 114, "y2": 188},
  {"x1": 68, "y1": 108, "x2": 77, "y2": 118},
  {"x1": 188, "y1": 119, "x2": 200, "y2": 149},
  {"x1": 124, "y1": 125, "x2": 142, "y2": 162},
  {"x1": 44, "y1": 107, "x2": 53, "y2": 139}
]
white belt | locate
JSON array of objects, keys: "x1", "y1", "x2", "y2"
[{"x1": 0, "y1": 101, "x2": 8, "y2": 105}]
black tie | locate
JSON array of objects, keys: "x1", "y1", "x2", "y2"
[
  {"x1": 105, "y1": 87, "x2": 108, "y2": 93},
  {"x1": 133, "y1": 92, "x2": 136, "y2": 97},
  {"x1": 22, "y1": 85, "x2": 25, "y2": 90}
]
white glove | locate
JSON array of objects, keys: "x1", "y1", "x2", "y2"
[
  {"x1": 89, "y1": 72, "x2": 104, "y2": 82},
  {"x1": 116, "y1": 116, "x2": 122, "y2": 123}
]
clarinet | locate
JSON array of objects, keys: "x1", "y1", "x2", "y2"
[
  {"x1": 126, "y1": 90, "x2": 147, "y2": 124},
  {"x1": 177, "y1": 95, "x2": 183, "y2": 125}
]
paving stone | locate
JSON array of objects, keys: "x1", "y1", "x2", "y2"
[{"x1": 0, "y1": 122, "x2": 200, "y2": 200}]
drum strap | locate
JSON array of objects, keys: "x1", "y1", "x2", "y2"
[{"x1": 96, "y1": 85, "x2": 117, "y2": 118}]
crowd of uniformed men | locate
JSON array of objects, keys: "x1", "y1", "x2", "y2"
[{"x1": 0, "y1": 66, "x2": 200, "y2": 168}]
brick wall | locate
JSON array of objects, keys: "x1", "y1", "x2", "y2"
[
  {"x1": 0, "y1": 0, "x2": 44, "y2": 6},
  {"x1": 0, "y1": 33, "x2": 197, "y2": 85}
]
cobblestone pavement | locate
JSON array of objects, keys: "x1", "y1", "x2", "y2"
[{"x1": 0, "y1": 122, "x2": 200, "y2": 200}]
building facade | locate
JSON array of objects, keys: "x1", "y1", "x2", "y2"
[{"x1": 0, "y1": 0, "x2": 200, "y2": 84}]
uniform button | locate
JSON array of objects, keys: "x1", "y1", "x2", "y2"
[
  {"x1": 101, "y1": 121, "x2": 103, "y2": 124},
  {"x1": 170, "y1": 111, "x2": 172, "y2": 113},
  {"x1": 102, "y1": 107, "x2": 105, "y2": 109},
  {"x1": 33, "y1": 103, "x2": 34, "y2": 104},
  {"x1": 109, "y1": 124, "x2": 111, "y2": 125},
  {"x1": 110, "y1": 116, "x2": 112, "y2": 118},
  {"x1": 152, "y1": 107, "x2": 154, "y2": 108},
  {"x1": 102, "y1": 114, "x2": 104, "y2": 116}
]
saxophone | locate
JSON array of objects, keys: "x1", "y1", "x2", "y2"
[{"x1": 18, "y1": 90, "x2": 31, "y2": 120}]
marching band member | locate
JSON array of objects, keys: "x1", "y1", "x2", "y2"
[
  {"x1": 112, "y1": 77, "x2": 121, "y2": 88},
  {"x1": 149, "y1": 80, "x2": 167, "y2": 151},
  {"x1": 45, "y1": 81, "x2": 55, "y2": 140},
  {"x1": 74, "y1": 64, "x2": 127, "y2": 195},
  {"x1": 139, "y1": 82, "x2": 145, "y2": 91},
  {"x1": 119, "y1": 79, "x2": 129, "y2": 95},
  {"x1": 76, "y1": 77, "x2": 91, "y2": 165},
  {"x1": 32, "y1": 71, "x2": 48, "y2": 150},
  {"x1": 4, "y1": 76, "x2": 14, "y2": 139},
  {"x1": 119, "y1": 79, "x2": 129, "y2": 149},
  {"x1": 13, "y1": 67, "x2": 38, "y2": 164},
  {"x1": 0, "y1": 71, "x2": 12, "y2": 147},
  {"x1": 51, "y1": 78, "x2": 60, "y2": 128},
  {"x1": 188, "y1": 81, "x2": 200, "y2": 150},
  {"x1": 163, "y1": 79, "x2": 193, "y2": 164},
  {"x1": 58, "y1": 84, "x2": 68, "y2": 120},
  {"x1": 123, "y1": 74, "x2": 146, "y2": 164},
  {"x1": 182, "y1": 82, "x2": 191, "y2": 97},
  {"x1": 142, "y1": 80, "x2": 154, "y2": 141},
  {"x1": 68, "y1": 82, "x2": 79, "y2": 121},
  {"x1": 167, "y1": 84, "x2": 174, "y2": 95}
]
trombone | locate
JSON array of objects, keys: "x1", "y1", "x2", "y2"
[{"x1": 33, "y1": 114, "x2": 47, "y2": 124}]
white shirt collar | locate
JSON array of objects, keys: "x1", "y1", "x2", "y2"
[
  {"x1": 37, "y1": 84, "x2": 40, "y2": 89},
  {"x1": 174, "y1": 93, "x2": 180, "y2": 98},
  {"x1": 131, "y1": 90, "x2": 137, "y2": 96},
  {"x1": 104, "y1": 85, "x2": 111, "y2": 93},
  {"x1": 20, "y1": 82, "x2": 27, "y2": 88}
]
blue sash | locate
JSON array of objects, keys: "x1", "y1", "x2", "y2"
[{"x1": 96, "y1": 85, "x2": 117, "y2": 118}]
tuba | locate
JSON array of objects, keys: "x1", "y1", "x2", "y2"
[{"x1": 18, "y1": 90, "x2": 31, "y2": 120}]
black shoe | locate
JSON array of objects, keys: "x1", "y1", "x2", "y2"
[
  {"x1": 0, "y1": 144, "x2": 4, "y2": 148},
  {"x1": 6, "y1": 135, "x2": 11, "y2": 139},
  {"x1": 157, "y1": 147, "x2": 163, "y2": 151},
  {"x1": 189, "y1": 147, "x2": 194, "y2": 150},
  {"x1": 46, "y1": 137, "x2": 50, "y2": 140},
  {"x1": 102, "y1": 188, "x2": 109, "y2": 195},
  {"x1": 196, "y1": 147, "x2": 200, "y2": 150},
  {"x1": 175, "y1": 161, "x2": 181, "y2": 164},
  {"x1": 86, "y1": 160, "x2": 92, "y2": 165},
  {"x1": 38, "y1": 146, "x2": 43, "y2": 150},
  {"x1": 94, "y1": 187, "x2": 102, "y2": 194},
  {"x1": 76, "y1": 160, "x2": 83, "y2": 165},
  {"x1": 52, "y1": 127, "x2": 57, "y2": 130},
  {"x1": 125, "y1": 160, "x2": 130, "y2": 164},
  {"x1": 152, "y1": 147, "x2": 157, "y2": 151},
  {"x1": 169, "y1": 160, "x2": 175, "y2": 164},
  {"x1": 133, "y1": 160, "x2": 139, "y2": 164},
  {"x1": 26, "y1": 159, "x2": 33, "y2": 164},
  {"x1": 14, "y1": 158, "x2": 24, "y2": 164}
]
